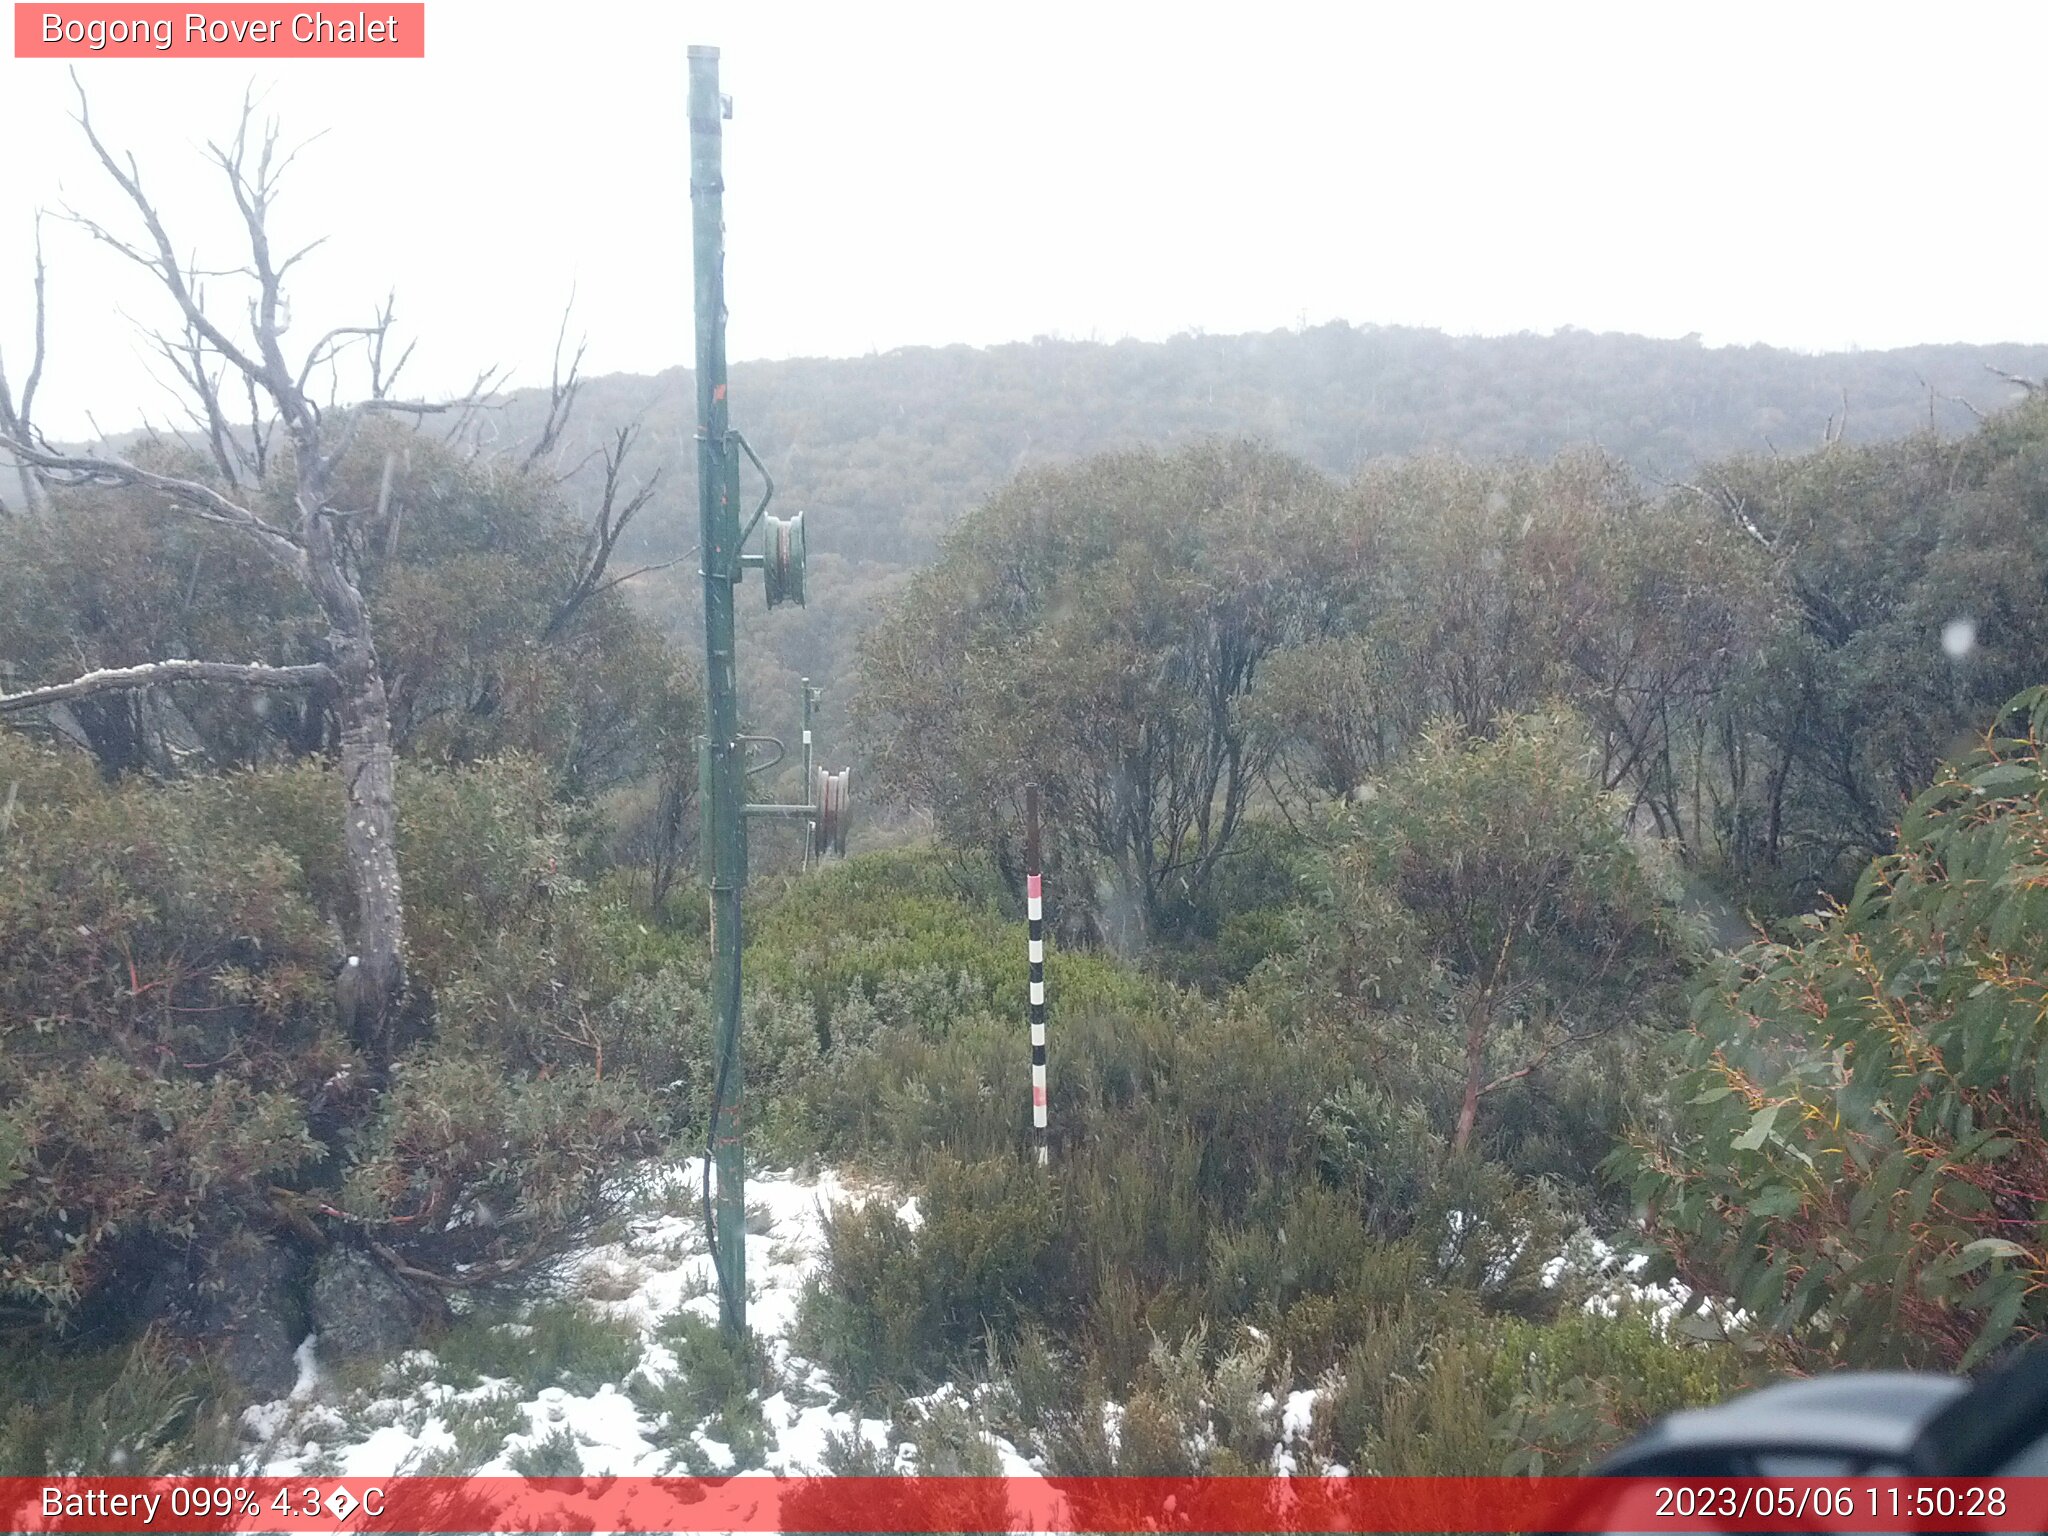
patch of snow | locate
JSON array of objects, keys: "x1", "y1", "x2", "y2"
[
  {"x1": 1270, "y1": 1392, "x2": 1309, "y2": 1476},
  {"x1": 235, "y1": 1159, "x2": 1051, "y2": 1485},
  {"x1": 1542, "y1": 1227, "x2": 1747, "y2": 1335},
  {"x1": 241, "y1": 1333, "x2": 323, "y2": 1444},
  {"x1": 1281, "y1": 1387, "x2": 1318, "y2": 1441}
]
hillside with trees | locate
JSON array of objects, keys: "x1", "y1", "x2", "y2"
[{"x1": 491, "y1": 328, "x2": 2048, "y2": 757}]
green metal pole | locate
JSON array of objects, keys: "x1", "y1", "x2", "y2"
[
  {"x1": 801, "y1": 679, "x2": 816, "y2": 870},
  {"x1": 689, "y1": 43, "x2": 747, "y2": 1344}
]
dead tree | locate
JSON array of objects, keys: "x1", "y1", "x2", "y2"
[
  {"x1": 0, "y1": 214, "x2": 49, "y2": 518},
  {"x1": 0, "y1": 84, "x2": 479, "y2": 1068}
]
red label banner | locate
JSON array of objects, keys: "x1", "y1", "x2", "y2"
[
  {"x1": 3, "y1": 1476, "x2": 2047, "y2": 1532},
  {"x1": 14, "y1": 4, "x2": 425, "y2": 57}
]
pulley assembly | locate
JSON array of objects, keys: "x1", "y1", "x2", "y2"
[
  {"x1": 761, "y1": 511, "x2": 806, "y2": 609},
  {"x1": 813, "y1": 766, "x2": 851, "y2": 858},
  {"x1": 727, "y1": 428, "x2": 806, "y2": 611},
  {"x1": 736, "y1": 680, "x2": 850, "y2": 866}
]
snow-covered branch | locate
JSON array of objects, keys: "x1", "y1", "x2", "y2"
[{"x1": 0, "y1": 658, "x2": 332, "y2": 715}]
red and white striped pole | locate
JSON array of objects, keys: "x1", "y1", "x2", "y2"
[{"x1": 1026, "y1": 786, "x2": 1048, "y2": 1166}]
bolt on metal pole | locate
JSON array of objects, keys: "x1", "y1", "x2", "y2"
[{"x1": 689, "y1": 43, "x2": 747, "y2": 1344}]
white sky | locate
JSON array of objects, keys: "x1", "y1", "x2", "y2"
[{"x1": 3, "y1": 0, "x2": 2044, "y2": 436}]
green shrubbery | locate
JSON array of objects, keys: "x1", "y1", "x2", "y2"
[
  {"x1": 627, "y1": 1308, "x2": 773, "y2": 1468},
  {"x1": 428, "y1": 1300, "x2": 645, "y2": 1398},
  {"x1": 0, "y1": 737, "x2": 337, "y2": 1315},
  {"x1": 0, "y1": 1330, "x2": 240, "y2": 1476},
  {"x1": 0, "y1": 705, "x2": 1756, "y2": 1478},
  {"x1": 0, "y1": 736, "x2": 663, "y2": 1341},
  {"x1": 1620, "y1": 689, "x2": 2048, "y2": 1371},
  {"x1": 763, "y1": 726, "x2": 1762, "y2": 1472}
]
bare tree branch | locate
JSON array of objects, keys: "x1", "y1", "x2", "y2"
[
  {"x1": 0, "y1": 214, "x2": 52, "y2": 515},
  {"x1": 0, "y1": 659, "x2": 332, "y2": 716},
  {"x1": 313, "y1": 370, "x2": 499, "y2": 492},
  {"x1": 543, "y1": 423, "x2": 662, "y2": 639},
  {"x1": 19, "y1": 213, "x2": 46, "y2": 432},
  {"x1": 1477, "y1": 1019, "x2": 1620, "y2": 1098},
  {"x1": 579, "y1": 551, "x2": 694, "y2": 604},
  {"x1": 203, "y1": 87, "x2": 308, "y2": 414},
  {"x1": 295, "y1": 323, "x2": 381, "y2": 398},
  {"x1": 366, "y1": 292, "x2": 414, "y2": 400},
  {"x1": 244, "y1": 369, "x2": 272, "y2": 479},
  {"x1": 13, "y1": 83, "x2": 560, "y2": 1062},
  {"x1": 0, "y1": 432, "x2": 310, "y2": 570},
  {"x1": 1678, "y1": 477, "x2": 1775, "y2": 555},
  {"x1": 65, "y1": 72, "x2": 282, "y2": 407},
  {"x1": 523, "y1": 292, "x2": 586, "y2": 474},
  {"x1": 1985, "y1": 363, "x2": 2042, "y2": 395},
  {"x1": 148, "y1": 315, "x2": 242, "y2": 484}
]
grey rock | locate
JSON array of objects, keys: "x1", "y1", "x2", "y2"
[
  {"x1": 309, "y1": 1245, "x2": 428, "y2": 1361},
  {"x1": 167, "y1": 1233, "x2": 308, "y2": 1400}
]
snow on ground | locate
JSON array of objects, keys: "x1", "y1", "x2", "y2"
[
  {"x1": 238, "y1": 1160, "x2": 1022, "y2": 1482},
  {"x1": 234, "y1": 1162, "x2": 1732, "y2": 1490},
  {"x1": 1541, "y1": 1227, "x2": 1749, "y2": 1335}
]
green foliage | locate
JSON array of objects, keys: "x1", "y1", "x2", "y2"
[
  {"x1": 0, "y1": 422, "x2": 697, "y2": 796},
  {"x1": 1490, "y1": 1309, "x2": 1755, "y2": 1474},
  {"x1": 425, "y1": 1301, "x2": 644, "y2": 1398},
  {"x1": 1666, "y1": 419, "x2": 2048, "y2": 903},
  {"x1": 506, "y1": 1427, "x2": 584, "y2": 1477},
  {"x1": 22, "y1": 312, "x2": 2048, "y2": 1478},
  {"x1": 0, "y1": 729, "x2": 667, "y2": 1356},
  {"x1": 754, "y1": 832, "x2": 1761, "y2": 1478},
  {"x1": 417, "y1": 1390, "x2": 526, "y2": 1473},
  {"x1": 1263, "y1": 712, "x2": 1686, "y2": 1172},
  {"x1": 798, "y1": 1154, "x2": 1062, "y2": 1399},
  {"x1": 1623, "y1": 688, "x2": 2048, "y2": 1370},
  {"x1": 0, "y1": 476, "x2": 315, "y2": 778},
  {"x1": 342, "y1": 1058, "x2": 656, "y2": 1281},
  {"x1": 507, "y1": 325, "x2": 2044, "y2": 581},
  {"x1": 1303, "y1": 1298, "x2": 1752, "y2": 1476},
  {"x1": 0, "y1": 1330, "x2": 238, "y2": 1476},
  {"x1": 0, "y1": 735, "x2": 334, "y2": 1313},
  {"x1": 628, "y1": 1310, "x2": 775, "y2": 1469},
  {"x1": 855, "y1": 440, "x2": 1346, "y2": 948}
]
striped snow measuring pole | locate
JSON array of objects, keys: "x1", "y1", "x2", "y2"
[{"x1": 1026, "y1": 786, "x2": 1048, "y2": 1165}]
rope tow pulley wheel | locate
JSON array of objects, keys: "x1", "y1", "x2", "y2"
[
  {"x1": 813, "y1": 766, "x2": 851, "y2": 858},
  {"x1": 762, "y1": 511, "x2": 807, "y2": 609}
]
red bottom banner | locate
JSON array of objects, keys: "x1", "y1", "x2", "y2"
[{"x1": 4, "y1": 1476, "x2": 2047, "y2": 1533}]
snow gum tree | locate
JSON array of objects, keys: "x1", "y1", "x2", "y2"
[{"x1": 0, "y1": 88, "x2": 489, "y2": 1067}]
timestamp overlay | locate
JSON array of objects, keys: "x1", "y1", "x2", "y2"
[{"x1": 3, "y1": 1477, "x2": 2047, "y2": 1532}]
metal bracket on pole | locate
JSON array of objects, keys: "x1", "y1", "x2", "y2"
[
  {"x1": 739, "y1": 734, "x2": 786, "y2": 777},
  {"x1": 733, "y1": 431, "x2": 775, "y2": 552}
]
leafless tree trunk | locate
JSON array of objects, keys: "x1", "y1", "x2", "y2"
[
  {"x1": 0, "y1": 214, "x2": 50, "y2": 518},
  {"x1": 1452, "y1": 994, "x2": 1492, "y2": 1156},
  {"x1": 0, "y1": 82, "x2": 484, "y2": 1067}
]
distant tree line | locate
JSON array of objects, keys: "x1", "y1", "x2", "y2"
[
  {"x1": 859, "y1": 400, "x2": 2048, "y2": 935},
  {"x1": 481, "y1": 325, "x2": 2048, "y2": 770}
]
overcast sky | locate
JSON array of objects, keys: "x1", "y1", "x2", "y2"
[{"x1": 3, "y1": 1, "x2": 2043, "y2": 436}]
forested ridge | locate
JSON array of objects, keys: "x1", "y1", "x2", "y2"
[
  {"x1": 498, "y1": 326, "x2": 2048, "y2": 755},
  {"x1": 520, "y1": 324, "x2": 2048, "y2": 568}
]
